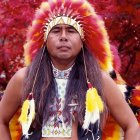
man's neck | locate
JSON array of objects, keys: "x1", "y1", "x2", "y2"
[{"x1": 51, "y1": 59, "x2": 75, "y2": 70}]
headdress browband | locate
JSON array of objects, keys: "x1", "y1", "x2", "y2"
[{"x1": 44, "y1": 16, "x2": 84, "y2": 40}]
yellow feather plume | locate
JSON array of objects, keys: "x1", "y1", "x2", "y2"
[
  {"x1": 86, "y1": 87, "x2": 104, "y2": 112},
  {"x1": 94, "y1": 88, "x2": 104, "y2": 112},
  {"x1": 18, "y1": 100, "x2": 29, "y2": 123},
  {"x1": 86, "y1": 88, "x2": 97, "y2": 112}
]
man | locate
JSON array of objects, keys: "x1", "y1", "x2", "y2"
[{"x1": 0, "y1": 0, "x2": 139, "y2": 140}]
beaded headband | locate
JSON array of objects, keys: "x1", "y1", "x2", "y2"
[{"x1": 44, "y1": 16, "x2": 84, "y2": 39}]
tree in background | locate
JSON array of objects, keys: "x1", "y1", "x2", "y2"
[
  {"x1": 0, "y1": 0, "x2": 44, "y2": 91},
  {"x1": 94, "y1": 0, "x2": 140, "y2": 86}
]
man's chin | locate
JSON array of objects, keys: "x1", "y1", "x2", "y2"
[
  {"x1": 57, "y1": 54, "x2": 71, "y2": 59},
  {"x1": 56, "y1": 55, "x2": 76, "y2": 62}
]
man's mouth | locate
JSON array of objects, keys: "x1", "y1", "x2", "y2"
[{"x1": 57, "y1": 45, "x2": 70, "y2": 50}]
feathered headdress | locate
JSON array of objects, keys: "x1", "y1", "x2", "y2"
[
  {"x1": 20, "y1": 0, "x2": 114, "y2": 138},
  {"x1": 24, "y1": 0, "x2": 113, "y2": 71}
]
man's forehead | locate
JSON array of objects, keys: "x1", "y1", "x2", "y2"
[{"x1": 52, "y1": 24, "x2": 76, "y2": 29}]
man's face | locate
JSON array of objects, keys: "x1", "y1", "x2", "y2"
[{"x1": 46, "y1": 24, "x2": 83, "y2": 62}]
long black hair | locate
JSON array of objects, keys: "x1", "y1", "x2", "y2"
[{"x1": 23, "y1": 44, "x2": 107, "y2": 129}]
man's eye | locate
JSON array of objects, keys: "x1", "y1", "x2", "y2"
[
  {"x1": 68, "y1": 29, "x2": 77, "y2": 33},
  {"x1": 51, "y1": 29, "x2": 60, "y2": 33}
]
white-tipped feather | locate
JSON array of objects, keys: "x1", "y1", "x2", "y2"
[
  {"x1": 82, "y1": 108, "x2": 100, "y2": 130},
  {"x1": 117, "y1": 84, "x2": 127, "y2": 97},
  {"x1": 82, "y1": 110, "x2": 92, "y2": 130},
  {"x1": 90, "y1": 109, "x2": 100, "y2": 124},
  {"x1": 21, "y1": 99, "x2": 35, "y2": 138}
]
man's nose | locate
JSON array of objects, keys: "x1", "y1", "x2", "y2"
[{"x1": 60, "y1": 30, "x2": 68, "y2": 41}]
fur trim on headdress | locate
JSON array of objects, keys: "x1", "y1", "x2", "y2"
[{"x1": 24, "y1": 0, "x2": 113, "y2": 72}]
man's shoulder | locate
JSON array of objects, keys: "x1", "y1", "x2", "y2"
[
  {"x1": 13, "y1": 67, "x2": 27, "y2": 82},
  {"x1": 16, "y1": 67, "x2": 27, "y2": 75},
  {"x1": 101, "y1": 70, "x2": 110, "y2": 80}
]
